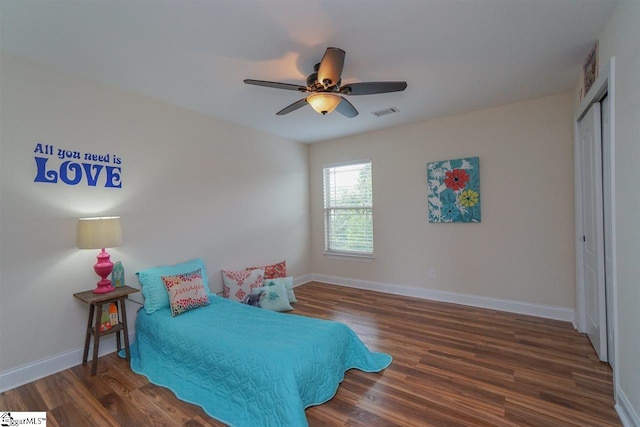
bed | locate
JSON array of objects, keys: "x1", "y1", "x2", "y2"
[{"x1": 128, "y1": 294, "x2": 392, "y2": 427}]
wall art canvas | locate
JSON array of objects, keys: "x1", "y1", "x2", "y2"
[
  {"x1": 583, "y1": 41, "x2": 599, "y2": 97},
  {"x1": 427, "y1": 156, "x2": 480, "y2": 223}
]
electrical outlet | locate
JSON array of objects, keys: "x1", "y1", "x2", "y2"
[{"x1": 428, "y1": 268, "x2": 437, "y2": 279}]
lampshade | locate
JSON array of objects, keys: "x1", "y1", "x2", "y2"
[
  {"x1": 78, "y1": 216, "x2": 123, "y2": 294},
  {"x1": 77, "y1": 217, "x2": 123, "y2": 249},
  {"x1": 307, "y1": 93, "x2": 341, "y2": 115}
]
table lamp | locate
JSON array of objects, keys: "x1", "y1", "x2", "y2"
[{"x1": 77, "y1": 216, "x2": 123, "y2": 294}]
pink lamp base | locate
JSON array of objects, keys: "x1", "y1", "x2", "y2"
[
  {"x1": 92, "y1": 248, "x2": 115, "y2": 294},
  {"x1": 93, "y1": 280, "x2": 116, "y2": 294}
]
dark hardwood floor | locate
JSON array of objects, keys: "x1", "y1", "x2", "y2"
[{"x1": 1, "y1": 281, "x2": 621, "y2": 426}]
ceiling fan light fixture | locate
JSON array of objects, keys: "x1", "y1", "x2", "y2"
[
  {"x1": 244, "y1": 47, "x2": 406, "y2": 118},
  {"x1": 307, "y1": 93, "x2": 341, "y2": 115}
]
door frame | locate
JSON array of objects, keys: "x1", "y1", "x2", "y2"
[{"x1": 574, "y1": 58, "x2": 617, "y2": 377}]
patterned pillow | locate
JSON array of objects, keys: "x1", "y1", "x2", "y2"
[
  {"x1": 263, "y1": 276, "x2": 296, "y2": 303},
  {"x1": 221, "y1": 268, "x2": 264, "y2": 302},
  {"x1": 252, "y1": 282, "x2": 293, "y2": 312},
  {"x1": 161, "y1": 269, "x2": 210, "y2": 317},
  {"x1": 246, "y1": 260, "x2": 286, "y2": 280},
  {"x1": 137, "y1": 258, "x2": 209, "y2": 314}
]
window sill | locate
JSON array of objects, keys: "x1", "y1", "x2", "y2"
[{"x1": 323, "y1": 252, "x2": 375, "y2": 262}]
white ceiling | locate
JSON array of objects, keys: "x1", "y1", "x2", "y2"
[{"x1": 0, "y1": 0, "x2": 616, "y2": 143}]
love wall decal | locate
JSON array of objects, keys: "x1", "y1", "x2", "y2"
[{"x1": 33, "y1": 143, "x2": 122, "y2": 188}]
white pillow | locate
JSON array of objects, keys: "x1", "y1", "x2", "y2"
[
  {"x1": 254, "y1": 282, "x2": 293, "y2": 312},
  {"x1": 221, "y1": 268, "x2": 264, "y2": 302},
  {"x1": 263, "y1": 276, "x2": 296, "y2": 303}
]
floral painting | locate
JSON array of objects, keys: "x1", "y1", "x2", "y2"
[{"x1": 427, "y1": 157, "x2": 480, "y2": 223}]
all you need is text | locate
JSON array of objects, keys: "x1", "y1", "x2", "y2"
[{"x1": 33, "y1": 143, "x2": 122, "y2": 188}]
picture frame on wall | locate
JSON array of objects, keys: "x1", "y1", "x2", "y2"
[
  {"x1": 583, "y1": 41, "x2": 598, "y2": 97},
  {"x1": 427, "y1": 156, "x2": 480, "y2": 223}
]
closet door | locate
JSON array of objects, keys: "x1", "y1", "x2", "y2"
[{"x1": 578, "y1": 102, "x2": 607, "y2": 362}]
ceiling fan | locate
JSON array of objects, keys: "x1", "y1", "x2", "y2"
[{"x1": 244, "y1": 47, "x2": 407, "y2": 118}]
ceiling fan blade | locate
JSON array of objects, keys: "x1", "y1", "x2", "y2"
[
  {"x1": 335, "y1": 96, "x2": 358, "y2": 118},
  {"x1": 317, "y1": 47, "x2": 345, "y2": 89},
  {"x1": 341, "y1": 81, "x2": 407, "y2": 95},
  {"x1": 244, "y1": 79, "x2": 308, "y2": 92},
  {"x1": 276, "y1": 98, "x2": 308, "y2": 115}
]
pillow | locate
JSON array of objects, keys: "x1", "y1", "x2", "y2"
[
  {"x1": 263, "y1": 276, "x2": 296, "y2": 303},
  {"x1": 246, "y1": 260, "x2": 286, "y2": 280},
  {"x1": 161, "y1": 268, "x2": 210, "y2": 317},
  {"x1": 252, "y1": 282, "x2": 293, "y2": 312},
  {"x1": 137, "y1": 258, "x2": 209, "y2": 314},
  {"x1": 221, "y1": 268, "x2": 264, "y2": 302}
]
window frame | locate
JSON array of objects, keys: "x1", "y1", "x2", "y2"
[{"x1": 322, "y1": 158, "x2": 374, "y2": 259}]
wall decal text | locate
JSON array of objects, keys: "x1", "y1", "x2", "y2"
[{"x1": 33, "y1": 143, "x2": 122, "y2": 188}]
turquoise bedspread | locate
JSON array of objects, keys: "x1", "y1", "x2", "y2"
[{"x1": 128, "y1": 295, "x2": 392, "y2": 427}]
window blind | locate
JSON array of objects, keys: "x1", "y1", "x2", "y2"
[{"x1": 323, "y1": 160, "x2": 373, "y2": 256}]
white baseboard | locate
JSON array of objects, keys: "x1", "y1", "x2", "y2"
[
  {"x1": 616, "y1": 386, "x2": 640, "y2": 427},
  {"x1": 311, "y1": 273, "x2": 576, "y2": 323},
  {"x1": 0, "y1": 273, "x2": 581, "y2": 395},
  {"x1": 294, "y1": 274, "x2": 312, "y2": 287},
  {"x1": 0, "y1": 332, "x2": 135, "y2": 393}
]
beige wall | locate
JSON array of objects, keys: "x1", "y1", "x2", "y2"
[
  {"x1": 310, "y1": 93, "x2": 575, "y2": 308},
  {"x1": 0, "y1": 54, "x2": 310, "y2": 374},
  {"x1": 597, "y1": 0, "x2": 640, "y2": 421}
]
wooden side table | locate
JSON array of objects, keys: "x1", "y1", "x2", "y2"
[{"x1": 73, "y1": 285, "x2": 140, "y2": 376}]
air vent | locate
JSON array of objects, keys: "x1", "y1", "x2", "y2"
[{"x1": 372, "y1": 107, "x2": 399, "y2": 117}]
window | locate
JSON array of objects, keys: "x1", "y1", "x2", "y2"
[{"x1": 323, "y1": 160, "x2": 373, "y2": 257}]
